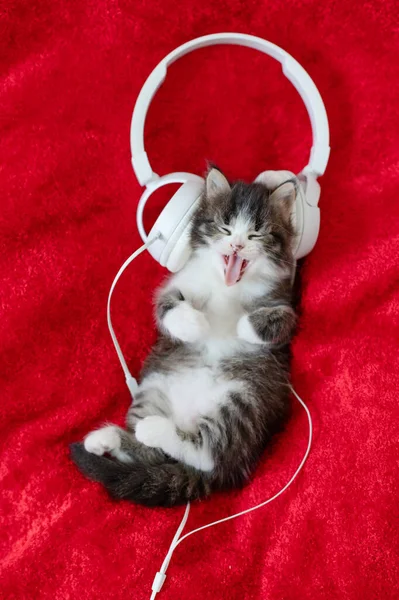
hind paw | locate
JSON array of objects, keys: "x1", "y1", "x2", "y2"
[
  {"x1": 84, "y1": 426, "x2": 121, "y2": 456},
  {"x1": 135, "y1": 416, "x2": 174, "y2": 449}
]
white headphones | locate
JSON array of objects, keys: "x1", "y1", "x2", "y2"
[{"x1": 131, "y1": 33, "x2": 330, "y2": 271}]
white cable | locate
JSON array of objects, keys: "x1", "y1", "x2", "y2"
[
  {"x1": 107, "y1": 235, "x2": 161, "y2": 397},
  {"x1": 150, "y1": 385, "x2": 312, "y2": 598},
  {"x1": 150, "y1": 502, "x2": 191, "y2": 599}
]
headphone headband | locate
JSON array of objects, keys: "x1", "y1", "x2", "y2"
[{"x1": 130, "y1": 33, "x2": 330, "y2": 186}]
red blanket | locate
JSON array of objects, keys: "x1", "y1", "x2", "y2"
[{"x1": 1, "y1": 2, "x2": 398, "y2": 599}]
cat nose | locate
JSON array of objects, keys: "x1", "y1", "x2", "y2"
[{"x1": 230, "y1": 242, "x2": 244, "y2": 252}]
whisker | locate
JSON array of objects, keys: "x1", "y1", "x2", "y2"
[
  {"x1": 266, "y1": 220, "x2": 294, "y2": 237},
  {"x1": 275, "y1": 257, "x2": 297, "y2": 267},
  {"x1": 266, "y1": 249, "x2": 297, "y2": 268}
]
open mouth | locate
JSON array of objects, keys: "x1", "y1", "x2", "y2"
[{"x1": 223, "y1": 253, "x2": 249, "y2": 286}]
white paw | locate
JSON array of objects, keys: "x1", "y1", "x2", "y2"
[
  {"x1": 237, "y1": 314, "x2": 264, "y2": 344},
  {"x1": 163, "y1": 302, "x2": 210, "y2": 342},
  {"x1": 135, "y1": 416, "x2": 174, "y2": 448},
  {"x1": 84, "y1": 426, "x2": 121, "y2": 456}
]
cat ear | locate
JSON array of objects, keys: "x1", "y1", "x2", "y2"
[
  {"x1": 205, "y1": 167, "x2": 231, "y2": 199},
  {"x1": 268, "y1": 180, "x2": 297, "y2": 221}
]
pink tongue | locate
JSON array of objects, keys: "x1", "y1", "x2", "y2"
[{"x1": 225, "y1": 253, "x2": 244, "y2": 286}]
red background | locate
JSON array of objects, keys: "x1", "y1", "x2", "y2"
[{"x1": 1, "y1": 2, "x2": 398, "y2": 599}]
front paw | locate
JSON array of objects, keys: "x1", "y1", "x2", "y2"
[
  {"x1": 84, "y1": 426, "x2": 121, "y2": 455},
  {"x1": 163, "y1": 302, "x2": 210, "y2": 342},
  {"x1": 237, "y1": 314, "x2": 264, "y2": 344},
  {"x1": 135, "y1": 416, "x2": 174, "y2": 448},
  {"x1": 238, "y1": 306, "x2": 295, "y2": 345}
]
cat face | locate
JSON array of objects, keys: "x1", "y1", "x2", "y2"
[{"x1": 191, "y1": 168, "x2": 297, "y2": 286}]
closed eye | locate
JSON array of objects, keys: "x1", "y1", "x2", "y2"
[
  {"x1": 248, "y1": 232, "x2": 263, "y2": 240},
  {"x1": 218, "y1": 226, "x2": 231, "y2": 235}
]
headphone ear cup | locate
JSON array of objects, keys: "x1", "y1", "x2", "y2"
[
  {"x1": 255, "y1": 170, "x2": 321, "y2": 259},
  {"x1": 254, "y1": 170, "x2": 295, "y2": 188},
  {"x1": 146, "y1": 178, "x2": 204, "y2": 272},
  {"x1": 165, "y1": 216, "x2": 196, "y2": 272},
  {"x1": 293, "y1": 174, "x2": 320, "y2": 258}
]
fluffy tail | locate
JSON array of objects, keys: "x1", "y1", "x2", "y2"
[{"x1": 70, "y1": 443, "x2": 211, "y2": 507}]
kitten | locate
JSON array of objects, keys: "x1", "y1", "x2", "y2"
[{"x1": 71, "y1": 167, "x2": 298, "y2": 507}]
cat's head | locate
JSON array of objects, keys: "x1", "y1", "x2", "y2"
[{"x1": 190, "y1": 167, "x2": 297, "y2": 286}]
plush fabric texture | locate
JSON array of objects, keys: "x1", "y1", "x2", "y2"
[{"x1": 1, "y1": 2, "x2": 398, "y2": 599}]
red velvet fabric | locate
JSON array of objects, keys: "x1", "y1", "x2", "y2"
[{"x1": 1, "y1": 2, "x2": 398, "y2": 599}]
